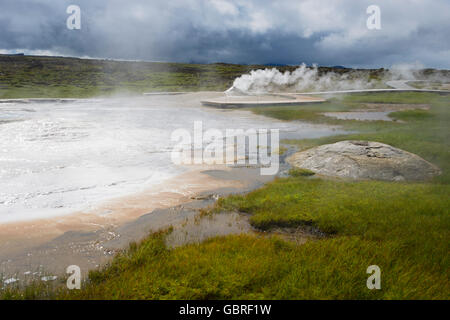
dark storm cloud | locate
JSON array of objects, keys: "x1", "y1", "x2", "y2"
[{"x1": 0, "y1": 0, "x2": 449, "y2": 68}]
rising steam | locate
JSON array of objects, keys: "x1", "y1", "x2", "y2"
[
  {"x1": 226, "y1": 62, "x2": 450, "y2": 94},
  {"x1": 227, "y1": 64, "x2": 379, "y2": 94}
]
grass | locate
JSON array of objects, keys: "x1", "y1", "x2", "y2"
[
  {"x1": 1, "y1": 87, "x2": 449, "y2": 299},
  {"x1": 288, "y1": 167, "x2": 315, "y2": 177},
  {"x1": 63, "y1": 227, "x2": 447, "y2": 299}
]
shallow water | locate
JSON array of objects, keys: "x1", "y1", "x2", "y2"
[
  {"x1": 323, "y1": 111, "x2": 393, "y2": 121},
  {"x1": 0, "y1": 94, "x2": 345, "y2": 223}
]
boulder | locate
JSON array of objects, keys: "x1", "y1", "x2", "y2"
[{"x1": 288, "y1": 140, "x2": 440, "y2": 181}]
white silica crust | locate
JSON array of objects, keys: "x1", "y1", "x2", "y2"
[{"x1": 0, "y1": 94, "x2": 345, "y2": 223}]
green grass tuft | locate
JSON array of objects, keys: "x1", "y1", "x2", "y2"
[{"x1": 288, "y1": 168, "x2": 316, "y2": 177}]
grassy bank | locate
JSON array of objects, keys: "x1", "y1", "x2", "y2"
[
  {"x1": 1, "y1": 92, "x2": 449, "y2": 300},
  {"x1": 54, "y1": 179, "x2": 447, "y2": 299}
]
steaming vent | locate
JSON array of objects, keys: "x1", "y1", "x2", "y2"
[{"x1": 224, "y1": 86, "x2": 248, "y2": 96}]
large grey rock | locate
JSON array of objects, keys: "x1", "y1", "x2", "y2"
[{"x1": 288, "y1": 140, "x2": 440, "y2": 181}]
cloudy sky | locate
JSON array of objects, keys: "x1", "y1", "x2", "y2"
[{"x1": 1, "y1": 0, "x2": 449, "y2": 68}]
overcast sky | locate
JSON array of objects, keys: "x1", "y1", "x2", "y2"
[{"x1": 1, "y1": 0, "x2": 449, "y2": 68}]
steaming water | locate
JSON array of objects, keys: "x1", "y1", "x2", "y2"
[{"x1": 0, "y1": 95, "x2": 343, "y2": 223}]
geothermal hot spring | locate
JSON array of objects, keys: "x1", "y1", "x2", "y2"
[{"x1": 0, "y1": 94, "x2": 342, "y2": 223}]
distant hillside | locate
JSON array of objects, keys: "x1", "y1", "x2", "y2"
[{"x1": 1, "y1": 54, "x2": 445, "y2": 99}]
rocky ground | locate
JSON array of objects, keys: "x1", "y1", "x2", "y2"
[{"x1": 288, "y1": 140, "x2": 441, "y2": 181}]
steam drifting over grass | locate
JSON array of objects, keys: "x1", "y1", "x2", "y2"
[{"x1": 229, "y1": 63, "x2": 382, "y2": 93}]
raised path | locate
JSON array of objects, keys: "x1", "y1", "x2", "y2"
[
  {"x1": 0, "y1": 98, "x2": 79, "y2": 104},
  {"x1": 297, "y1": 80, "x2": 449, "y2": 96},
  {"x1": 386, "y1": 80, "x2": 417, "y2": 90},
  {"x1": 200, "y1": 93, "x2": 325, "y2": 108}
]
